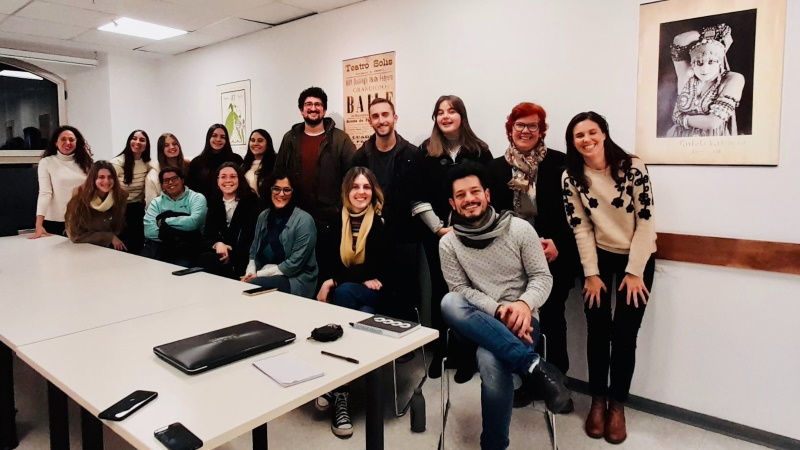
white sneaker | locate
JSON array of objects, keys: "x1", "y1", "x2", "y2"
[{"x1": 315, "y1": 392, "x2": 333, "y2": 412}]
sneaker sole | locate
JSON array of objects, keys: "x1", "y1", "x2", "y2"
[{"x1": 331, "y1": 425, "x2": 353, "y2": 438}]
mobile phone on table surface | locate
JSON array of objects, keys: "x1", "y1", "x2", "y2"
[
  {"x1": 172, "y1": 267, "x2": 204, "y2": 276},
  {"x1": 243, "y1": 286, "x2": 277, "y2": 296},
  {"x1": 98, "y1": 390, "x2": 158, "y2": 421},
  {"x1": 154, "y1": 422, "x2": 203, "y2": 450}
]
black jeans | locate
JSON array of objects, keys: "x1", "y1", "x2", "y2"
[
  {"x1": 586, "y1": 248, "x2": 655, "y2": 402},
  {"x1": 538, "y1": 273, "x2": 575, "y2": 374},
  {"x1": 120, "y1": 201, "x2": 145, "y2": 254}
]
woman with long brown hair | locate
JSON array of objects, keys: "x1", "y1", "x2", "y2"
[
  {"x1": 145, "y1": 133, "x2": 190, "y2": 207},
  {"x1": 65, "y1": 161, "x2": 128, "y2": 250},
  {"x1": 110, "y1": 129, "x2": 152, "y2": 254}
]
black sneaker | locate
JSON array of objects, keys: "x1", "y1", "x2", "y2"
[
  {"x1": 513, "y1": 386, "x2": 533, "y2": 408},
  {"x1": 523, "y1": 359, "x2": 570, "y2": 413},
  {"x1": 315, "y1": 392, "x2": 333, "y2": 412},
  {"x1": 331, "y1": 391, "x2": 353, "y2": 438}
]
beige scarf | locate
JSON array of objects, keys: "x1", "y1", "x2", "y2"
[
  {"x1": 90, "y1": 194, "x2": 115, "y2": 212},
  {"x1": 340, "y1": 205, "x2": 375, "y2": 267},
  {"x1": 504, "y1": 140, "x2": 547, "y2": 220}
]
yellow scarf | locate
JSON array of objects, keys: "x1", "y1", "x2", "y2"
[
  {"x1": 340, "y1": 205, "x2": 374, "y2": 267},
  {"x1": 90, "y1": 194, "x2": 115, "y2": 212}
]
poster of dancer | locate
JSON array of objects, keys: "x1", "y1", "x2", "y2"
[{"x1": 636, "y1": 0, "x2": 786, "y2": 165}]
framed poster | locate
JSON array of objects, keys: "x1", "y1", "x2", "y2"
[
  {"x1": 216, "y1": 80, "x2": 251, "y2": 155},
  {"x1": 342, "y1": 51, "x2": 396, "y2": 148},
  {"x1": 636, "y1": 0, "x2": 786, "y2": 165}
]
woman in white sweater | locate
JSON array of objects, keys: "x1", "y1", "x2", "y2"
[
  {"x1": 110, "y1": 130, "x2": 152, "y2": 254},
  {"x1": 561, "y1": 111, "x2": 656, "y2": 444},
  {"x1": 30, "y1": 126, "x2": 93, "y2": 238}
]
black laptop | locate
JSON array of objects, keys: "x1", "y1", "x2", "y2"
[{"x1": 153, "y1": 321, "x2": 296, "y2": 374}]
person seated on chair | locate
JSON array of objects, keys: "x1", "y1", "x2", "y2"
[
  {"x1": 315, "y1": 166, "x2": 388, "y2": 439},
  {"x1": 142, "y1": 166, "x2": 207, "y2": 267},
  {"x1": 439, "y1": 161, "x2": 570, "y2": 450},
  {"x1": 65, "y1": 161, "x2": 128, "y2": 251},
  {"x1": 198, "y1": 162, "x2": 261, "y2": 279},
  {"x1": 241, "y1": 171, "x2": 318, "y2": 297}
]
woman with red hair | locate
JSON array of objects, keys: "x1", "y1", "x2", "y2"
[{"x1": 486, "y1": 102, "x2": 580, "y2": 413}]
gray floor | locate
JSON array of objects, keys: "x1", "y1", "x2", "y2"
[{"x1": 11, "y1": 350, "x2": 769, "y2": 450}]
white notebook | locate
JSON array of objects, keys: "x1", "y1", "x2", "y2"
[{"x1": 253, "y1": 353, "x2": 324, "y2": 387}]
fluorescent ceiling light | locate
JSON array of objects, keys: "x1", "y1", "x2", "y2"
[
  {"x1": 98, "y1": 17, "x2": 186, "y2": 40},
  {"x1": 0, "y1": 70, "x2": 43, "y2": 80}
]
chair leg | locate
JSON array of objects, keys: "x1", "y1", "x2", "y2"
[
  {"x1": 392, "y1": 308, "x2": 429, "y2": 417},
  {"x1": 438, "y1": 329, "x2": 452, "y2": 450}
]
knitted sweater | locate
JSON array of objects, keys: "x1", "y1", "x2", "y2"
[
  {"x1": 110, "y1": 155, "x2": 150, "y2": 203},
  {"x1": 439, "y1": 216, "x2": 553, "y2": 320},
  {"x1": 36, "y1": 152, "x2": 87, "y2": 221},
  {"x1": 561, "y1": 157, "x2": 656, "y2": 278}
]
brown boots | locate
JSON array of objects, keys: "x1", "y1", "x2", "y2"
[
  {"x1": 584, "y1": 397, "x2": 627, "y2": 444},
  {"x1": 605, "y1": 399, "x2": 627, "y2": 444},
  {"x1": 585, "y1": 396, "x2": 606, "y2": 439}
]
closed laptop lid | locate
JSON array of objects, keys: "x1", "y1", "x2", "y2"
[{"x1": 153, "y1": 321, "x2": 296, "y2": 374}]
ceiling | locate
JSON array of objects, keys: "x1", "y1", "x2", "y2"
[{"x1": 0, "y1": 0, "x2": 365, "y2": 57}]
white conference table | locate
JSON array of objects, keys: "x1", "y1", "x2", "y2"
[
  {"x1": 17, "y1": 293, "x2": 437, "y2": 449},
  {"x1": 0, "y1": 235, "x2": 437, "y2": 449}
]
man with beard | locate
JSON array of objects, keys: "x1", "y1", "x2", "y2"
[
  {"x1": 439, "y1": 162, "x2": 570, "y2": 450},
  {"x1": 275, "y1": 87, "x2": 356, "y2": 282},
  {"x1": 351, "y1": 98, "x2": 423, "y2": 321}
]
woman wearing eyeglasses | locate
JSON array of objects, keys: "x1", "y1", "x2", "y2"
[
  {"x1": 486, "y1": 102, "x2": 580, "y2": 412},
  {"x1": 198, "y1": 163, "x2": 261, "y2": 279},
  {"x1": 414, "y1": 95, "x2": 493, "y2": 379},
  {"x1": 242, "y1": 171, "x2": 318, "y2": 297}
]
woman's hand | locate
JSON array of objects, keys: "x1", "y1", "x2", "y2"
[
  {"x1": 214, "y1": 242, "x2": 232, "y2": 262},
  {"x1": 436, "y1": 227, "x2": 453, "y2": 237},
  {"x1": 619, "y1": 274, "x2": 650, "y2": 308},
  {"x1": 583, "y1": 275, "x2": 607, "y2": 309},
  {"x1": 111, "y1": 236, "x2": 127, "y2": 251},
  {"x1": 240, "y1": 273, "x2": 256, "y2": 282},
  {"x1": 317, "y1": 279, "x2": 335, "y2": 302},
  {"x1": 540, "y1": 239, "x2": 558, "y2": 263},
  {"x1": 363, "y1": 279, "x2": 382, "y2": 290},
  {"x1": 29, "y1": 226, "x2": 51, "y2": 239}
]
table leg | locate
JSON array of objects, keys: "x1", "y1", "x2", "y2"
[
  {"x1": 47, "y1": 381, "x2": 69, "y2": 450},
  {"x1": 0, "y1": 342, "x2": 19, "y2": 449},
  {"x1": 252, "y1": 423, "x2": 267, "y2": 449},
  {"x1": 80, "y1": 407, "x2": 102, "y2": 450},
  {"x1": 365, "y1": 364, "x2": 385, "y2": 450}
]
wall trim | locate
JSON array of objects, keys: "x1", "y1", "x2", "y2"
[{"x1": 567, "y1": 377, "x2": 800, "y2": 450}]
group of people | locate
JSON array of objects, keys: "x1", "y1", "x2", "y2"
[{"x1": 31, "y1": 85, "x2": 657, "y2": 449}]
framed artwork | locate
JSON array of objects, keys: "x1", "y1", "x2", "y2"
[
  {"x1": 216, "y1": 80, "x2": 251, "y2": 155},
  {"x1": 342, "y1": 51, "x2": 396, "y2": 148},
  {"x1": 636, "y1": 0, "x2": 786, "y2": 165}
]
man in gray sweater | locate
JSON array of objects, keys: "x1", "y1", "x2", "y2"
[{"x1": 439, "y1": 162, "x2": 570, "y2": 450}]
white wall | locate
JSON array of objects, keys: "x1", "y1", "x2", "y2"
[
  {"x1": 60, "y1": 0, "x2": 800, "y2": 440},
  {"x1": 63, "y1": 55, "x2": 113, "y2": 160}
]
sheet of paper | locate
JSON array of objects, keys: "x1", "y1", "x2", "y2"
[{"x1": 253, "y1": 353, "x2": 324, "y2": 387}]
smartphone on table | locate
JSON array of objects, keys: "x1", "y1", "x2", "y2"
[
  {"x1": 154, "y1": 422, "x2": 203, "y2": 450},
  {"x1": 98, "y1": 390, "x2": 158, "y2": 421}
]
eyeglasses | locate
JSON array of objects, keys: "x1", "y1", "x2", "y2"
[
  {"x1": 513, "y1": 122, "x2": 540, "y2": 132},
  {"x1": 303, "y1": 102, "x2": 324, "y2": 109},
  {"x1": 271, "y1": 187, "x2": 294, "y2": 195},
  {"x1": 162, "y1": 176, "x2": 181, "y2": 185}
]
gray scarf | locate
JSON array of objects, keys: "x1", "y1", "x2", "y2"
[{"x1": 452, "y1": 206, "x2": 513, "y2": 249}]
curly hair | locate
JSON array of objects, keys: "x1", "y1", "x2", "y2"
[{"x1": 65, "y1": 161, "x2": 127, "y2": 237}]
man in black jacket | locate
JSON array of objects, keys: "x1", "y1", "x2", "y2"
[
  {"x1": 275, "y1": 87, "x2": 356, "y2": 281},
  {"x1": 351, "y1": 98, "x2": 424, "y2": 320}
]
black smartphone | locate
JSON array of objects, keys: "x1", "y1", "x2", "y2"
[
  {"x1": 98, "y1": 390, "x2": 158, "y2": 421},
  {"x1": 242, "y1": 286, "x2": 277, "y2": 296},
  {"x1": 154, "y1": 422, "x2": 202, "y2": 450},
  {"x1": 172, "y1": 267, "x2": 204, "y2": 276}
]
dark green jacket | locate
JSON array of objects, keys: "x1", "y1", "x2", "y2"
[{"x1": 275, "y1": 117, "x2": 356, "y2": 224}]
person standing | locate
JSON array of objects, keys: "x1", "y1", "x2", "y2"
[
  {"x1": 486, "y1": 103, "x2": 580, "y2": 411},
  {"x1": 243, "y1": 129, "x2": 276, "y2": 195},
  {"x1": 275, "y1": 87, "x2": 356, "y2": 282},
  {"x1": 30, "y1": 125, "x2": 93, "y2": 238},
  {"x1": 111, "y1": 129, "x2": 152, "y2": 254},
  {"x1": 187, "y1": 124, "x2": 244, "y2": 199},
  {"x1": 145, "y1": 133, "x2": 190, "y2": 207},
  {"x1": 351, "y1": 98, "x2": 423, "y2": 319},
  {"x1": 562, "y1": 111, "x2": 657, "y2": 444}
]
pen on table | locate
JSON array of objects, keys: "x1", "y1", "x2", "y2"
[{"x1": 321, "y1": 350, "x2": 359, "y2": 364}]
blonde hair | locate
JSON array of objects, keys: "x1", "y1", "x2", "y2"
[{"x1": 341, "y1": 166, "x2": 384, "y2": 215}]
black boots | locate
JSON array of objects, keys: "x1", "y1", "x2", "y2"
[{"x1": 522, "y1": 359, "x2": 571, "y2": 413}]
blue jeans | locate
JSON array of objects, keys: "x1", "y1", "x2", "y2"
[
  {"x1": 441, "y1": 292, "x2": 541, "y2": 450},
  {"x1": 331, "y1": 282, "x2": 381, "y2": 313}
]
